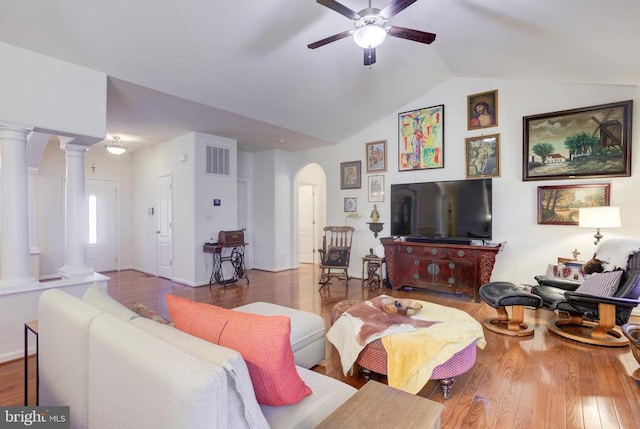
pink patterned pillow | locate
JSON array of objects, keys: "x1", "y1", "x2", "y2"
[
  {"x1": 165, "y1": 294, "x2": 312, "y2": 406},
  {"x1": 575, "y1": 270, "x2": 623, "y2": 297}
]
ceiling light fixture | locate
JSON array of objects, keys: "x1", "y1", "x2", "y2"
[
  {"x1": 353, "y1": 11, "x2": 387, "y2": 49},
  {"x1": 105, "y1": 136, "x2": 126, "y2": 155},
  {"x1": 353, "y1": 23, "x2": 387, "y2": 48}
]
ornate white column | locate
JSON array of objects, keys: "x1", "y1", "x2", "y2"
[
  {"x1": 0, "y1": 123, "x2": 34, "y2": 283},
  {"x1": 59, "y1": 142, "x2": 93, "y2": 278}
]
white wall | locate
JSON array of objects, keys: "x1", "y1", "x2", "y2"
[
  {"x1": 251, "y1": 151, "x2": 277, "y2": 270},
  {"x1": 131, "y1": 132, "x2": 238, "y2": 286},
  {"x1": 194, "y1": 133, "x2": 238, "y2": 284},
  {"x1": 252, "y1": 77, "x2": 640, "y2": 286},
  {"x1": 0, "y1": 42, "x2": 105, "y2": 143},
  {"x1": 238, "y1": 151, "x2": 254, "y2": 268}
]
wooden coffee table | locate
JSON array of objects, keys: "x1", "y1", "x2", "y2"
[{"x1": 315, "y1": 380, "x2": 444, "y2": 429}]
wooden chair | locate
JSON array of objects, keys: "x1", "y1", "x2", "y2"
[{"x1": 318, "y1": 226, "x2": 354, "y2": 291}]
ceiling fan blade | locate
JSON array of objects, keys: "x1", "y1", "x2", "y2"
[
  {"x1": 364, "y1": 48, "x2": 376, "y2": 66},
  {"x1": 317, "y1": 0, "x2": 360, "y2": 20},
  {"x1": 387, "y1": 26, "x2": 436, "y2": 44},
  {"x1": 307, "y1": 30, "x2": 354, "y2": 49},
  {"x1": 379, "y1": 0, "x2": 419, "y2": 19}
]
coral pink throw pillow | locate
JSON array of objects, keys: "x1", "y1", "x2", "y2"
[{"x1": 165, "y1": 294, "x2": 312, "y2": 406}]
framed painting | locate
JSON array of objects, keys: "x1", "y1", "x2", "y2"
[
  {"x1": 368, "y1": 175, "x2": 384, "y2": 202},
  {"x1": 366, "y1": 140, "x2": 387, "y2": 173},
  {"x1": 398, "y1": 104, "x2": 444, "y2": 171},
  {"x1": 465, "y1": 133, "x2": 500, "y2": 178},
  {"x1": 537, "y1": 183, "x2": 610, "y2": 225},
  {"x1": 467, "y1": 90, "x2": 498, "y2": 130},
  {"x1": 344, "y1": 197, "x2": 357, "y2": 213},
  {"x1": 340, "y1": 160, "x2": 361, "y2": 189},
  {"x1": 523, "y1": 100, "x2": 632, "y2": 181}
]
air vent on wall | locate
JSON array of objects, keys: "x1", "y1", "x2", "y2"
[{"x1": 205, "y1": 145, "x2": 230, "y2": 176}]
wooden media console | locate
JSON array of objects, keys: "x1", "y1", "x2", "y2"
[{"x1": 381, "y1": 238, "x2": 502, "y2": 303}]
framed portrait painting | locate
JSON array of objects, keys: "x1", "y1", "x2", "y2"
[
  {"x1": 465, "y1": 133, "x2": 500, "y2": 178},
  {"x1": 368, "y1": 175, "x2": 384, "y2": 202},
  {"x1": 398, "y1": 104, "x2": 444, "y2": 171},
  {"x1": 537, "y1": 183, "x2": 610, "y2": 225},
  {"x1": 523, "y1": 100, "x2": 632, "y2": 181},
  {"x1": 365, "y1": 140, "x2": 387, "y2": 173},
  {"x1": 467, "y1": 90, "x2": 498, "y2": 130},
  {"x1": 340, "y1": 161, "x2": 361, "y2": 189}
]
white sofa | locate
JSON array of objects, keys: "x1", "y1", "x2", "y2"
[{"x1": 38, "y1": 287, "x2": 356, "y2": 429}]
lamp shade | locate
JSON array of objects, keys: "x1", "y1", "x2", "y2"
[
  {"x1": 353, "y1": 24, "x2": 387, "y2": 49},
  {"x1": 578, "y1": 206, "x2": 621, "y2": 228}
]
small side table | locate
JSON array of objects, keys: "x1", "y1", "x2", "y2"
[
  {"x1": 361, "y1": 255, "x2": 385, "y2": 290},
  {"x1": 315, "y1": 380, "x2": 443, "y2": 429},
  {"x1": 24, "y1": 320, "x2": 39, "y2": 406}
]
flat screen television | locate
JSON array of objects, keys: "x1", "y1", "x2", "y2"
[{"x1": 390, "y1": 178, "x2": 492, "y2": 242}]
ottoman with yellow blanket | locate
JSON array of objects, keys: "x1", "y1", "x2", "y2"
[{"x1": 327, "y1": 296, "x2": 485, "y2": 399}]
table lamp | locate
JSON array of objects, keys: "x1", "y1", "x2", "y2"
[{"x1": 578, "y1": 206, "x2": 621, "y2": 245}]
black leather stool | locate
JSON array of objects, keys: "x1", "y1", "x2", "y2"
[{"x1": 479, "y1": 282, "x2": 543, "y2": 336}]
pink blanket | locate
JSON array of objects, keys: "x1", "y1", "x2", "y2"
[{"x1": 345, "y1": 296, "x2": 438, "y2": 345}]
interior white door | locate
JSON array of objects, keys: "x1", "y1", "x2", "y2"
[
  {"x1": 298, "y1": 184, "x2": 316, "y2": 264},
  {"x1": 237, "y1": 180, "x2": 251, "y2": 269},
  {"x1": 86, "y1": 179, "x2": 118, "y2": 272},
  {"x1": 157, "y1": 174, "x2": 173, "y2": 279}
]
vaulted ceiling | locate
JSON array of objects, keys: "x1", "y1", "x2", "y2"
[{"x1": 2, "y1": 0, "x2": 639, "y2": 153}]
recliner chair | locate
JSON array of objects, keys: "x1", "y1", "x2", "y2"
[{"x1": 532, "y1": 239, "x2": 640, "y2": 347}]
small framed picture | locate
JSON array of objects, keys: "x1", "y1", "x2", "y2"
[
  {"x1": 467, "y1": 90, "x2": 498, "y2": 130},
  {"x1": 368, "y1": 175, "x2": 384, "y2": 202},
  {"x1": 537, "y1": 183, "x2": 610, "y2": 225},
  {"x1": 465, "y1": 134, "x2": 500, "y2": 178},
  {"x1": 344, "y1": 197, "x2": 357, "y2": 213},
  {"x1": 340, "y1": 161, "x2": 361, "y2": 189},
  {"x1": 365, "y1": 140, "x2": 387, "y2": 173}
]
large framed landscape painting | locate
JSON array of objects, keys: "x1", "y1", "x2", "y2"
[
  {"x1": 398, "y1": 104, "x2": 444, "y2": 171},
  {"x1": 523, "y1": 100, "x2": 632, "y2": 181},
  {"x1": 537, "y1": 183, "x2": 610, "y2": 225}
]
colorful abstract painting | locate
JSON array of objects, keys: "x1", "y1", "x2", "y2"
[{"x1": 398, "y1": 104, "x2": 444, "y2": 171}]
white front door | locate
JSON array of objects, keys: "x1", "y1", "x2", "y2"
[
  {"x1": 157, "y1": 174, "x2": 173, "y2": 279},
  {"x1": 86, "y1": 179, "x2": 118, "y2": 272}
]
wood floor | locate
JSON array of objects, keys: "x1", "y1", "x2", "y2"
[{"x1": 3, "y1": 266, "x2": 640, "y2": 428}]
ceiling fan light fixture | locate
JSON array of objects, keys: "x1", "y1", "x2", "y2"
[
  {"x1": 353, "y1": 24, "x2": 387, "y2": 49},
  {"x1": 105, "y1": 136, "x2": 127, "y2": 155}
]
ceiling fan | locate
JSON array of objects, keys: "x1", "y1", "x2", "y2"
[{"x1": 308, "y1": 0, "x2": 436, "y2": 66}]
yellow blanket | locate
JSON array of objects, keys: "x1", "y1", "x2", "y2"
[{"x1": 382, "y1": 300, "x2": 486, "y2": 394}]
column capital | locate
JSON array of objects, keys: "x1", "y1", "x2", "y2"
[
  {"x1": 59, "y1": 141, "x2": 90, "y2": 153},
  {"x1": 0, "y1": 120, "x2": 34, "y2": 134}
]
